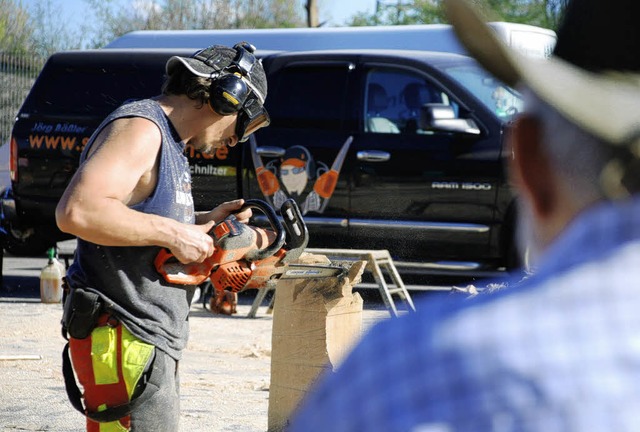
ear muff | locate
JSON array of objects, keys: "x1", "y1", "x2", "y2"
[
  {"x1": 208, "y1": 42, "x2": 260, "y2": 116},
  {"x1": 209, "y1": 73, "x2": 250, "y2": 115}
]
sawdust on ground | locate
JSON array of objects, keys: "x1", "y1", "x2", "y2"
[{"x1": 0, "y1": 291, "x2": 390, "y2": 432}]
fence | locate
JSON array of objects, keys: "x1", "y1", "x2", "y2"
[{"x1": 0, "y1": 52, "x2": 47, "y2": 146}]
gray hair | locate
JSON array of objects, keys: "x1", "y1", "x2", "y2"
[{"x1": 522, "y1": 88, "x2": 616, "y2": 205}]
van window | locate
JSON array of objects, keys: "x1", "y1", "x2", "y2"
[
  {"x1": 364, "y1": 68, "x2": 457, "y2": 134},
  {"x1": 26, "y1": 66, "x2": 163, "y2": 116},
  {"x1": 266, "y1": 65, "x2": 350, "y2": 130}
]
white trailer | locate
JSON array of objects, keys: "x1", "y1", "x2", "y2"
[{"x1": 104, "y1": 23, "x2": 556, "y2": 59}]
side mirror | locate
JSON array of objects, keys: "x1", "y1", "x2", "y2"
[{"x1": 419, "y1": 103, "x2": 481, "y2": 135}]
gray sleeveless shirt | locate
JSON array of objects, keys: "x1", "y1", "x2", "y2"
[{"x1": 66, "y1": 99, "x2": 195, "y2": 360}]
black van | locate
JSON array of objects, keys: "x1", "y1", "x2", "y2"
[
  {"x1": 5, "y1": 48, "x2": 522, "y2": 277},
  {"x1": 4, "y1": 49, "x2": 194, "y2": 255}
]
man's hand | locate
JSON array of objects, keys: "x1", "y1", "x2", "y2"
[
  {"x1": 196, "y1": 199, "x2": 253, "y2": 225},
  {"x1": 169, "y1": 221, "x2": 216, "y2": 264}
]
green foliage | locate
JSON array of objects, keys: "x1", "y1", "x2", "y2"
[
  {"x1": 0, "y1": 0, "x2": 35, "y2": 54},
  {"x1": 30, "y1": 0, "x2": 87, "y2": 56},
  {"x1": 483, "y1": 0, "x2": 569, "y2": 29},
  {"x1": 1, "y1": 0, "x2": 569, "y2": 55},
  {"x1": 347, "y1": 0, "x2": 446, "y2": 26},
  {"x1": 84, "y1": 0, "x2": 305, "y2": 48},
  {"x1": 346, "y1": 0, "x2": 567, "y2": 30},
  {"x1": 1, "y1": 0, "x2": 91, "y2": 57}
]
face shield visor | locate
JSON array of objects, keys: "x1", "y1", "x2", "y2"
[{"x1": 236, "y1": 96, "x2": 270, "y2": 143}]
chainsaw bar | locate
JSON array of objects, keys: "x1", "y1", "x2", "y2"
[{"x1": 279, "y1": 264, "x2": 346, "y2": 280}]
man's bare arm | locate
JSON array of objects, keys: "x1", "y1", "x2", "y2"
[{"x1": 56, "y1": 117, "x2": 214, "y2": 263}]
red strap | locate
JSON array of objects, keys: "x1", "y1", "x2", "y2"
[{"x1": 69, "y1": 316, "x2": 131, "y2": 430}]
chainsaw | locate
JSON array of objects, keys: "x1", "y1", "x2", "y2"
[{"x1": 154, "y1": 198, "x2": 345, "y2": 314}]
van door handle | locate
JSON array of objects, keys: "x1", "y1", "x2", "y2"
[
  {"x1": 256, "y1": 146, "x2": 285, "y2": 158},
  {"x1": 357, "y1": 150, "x2": 390, "y2": 162}
]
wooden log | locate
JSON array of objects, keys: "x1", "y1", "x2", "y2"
[{"x1": 268, "y1": 253, "x2": 365, "y2": 432}]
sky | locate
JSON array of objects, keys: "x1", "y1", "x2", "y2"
[
  {"x1": 321, "y1": 0, "x2": 376, "y2": 25},
  {"x1": 22, "y1": 0, "x2": 378, "y2": 40}
]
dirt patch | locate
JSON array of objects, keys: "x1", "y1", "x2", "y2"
[{"x1": 0, "y1": 294, "x2": 389, "y2": 431}]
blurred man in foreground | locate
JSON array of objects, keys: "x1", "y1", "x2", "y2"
[{"x1": 289, "y1": 0, "x2": 640, "y2": 430}]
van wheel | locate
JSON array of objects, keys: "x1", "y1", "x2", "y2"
[{"x1": 3, "y1": 224, "x2": 51, "y2": 256}]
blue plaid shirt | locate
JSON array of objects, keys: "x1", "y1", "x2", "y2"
[{"x1": 290, "y1": 197, "x2": 640, "y2": 432}]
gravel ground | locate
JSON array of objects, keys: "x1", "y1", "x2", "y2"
[{"x1": 0, "y1": 289, "x2": 390, "y2": 431}]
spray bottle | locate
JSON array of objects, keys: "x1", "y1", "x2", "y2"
[{"x1": 40, "y1": 247, "x2": 64, "y2": 303}]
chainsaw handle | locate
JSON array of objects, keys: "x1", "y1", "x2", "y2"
[
  {"x1": 242, "y1": 199, "x2": 286, "y2": 261},
  {"x1": 153, "y1": 248, "x2": 211, "y2": 285}
]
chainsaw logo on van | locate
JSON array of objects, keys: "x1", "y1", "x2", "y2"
[{"x1": 251, "y1": 136, "x2": 353, "y2": 215}]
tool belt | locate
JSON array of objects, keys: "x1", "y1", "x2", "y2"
[{"x1": 61, "y1": 284, "x2": 160, "y2": 426}]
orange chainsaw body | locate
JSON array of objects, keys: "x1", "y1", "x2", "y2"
[
  {"x1": 154, "y1": 199, "x2": 305, "y2": 295},
  {"x1": 154, "y1": 219, "x2": 281, "y2": 288}
]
